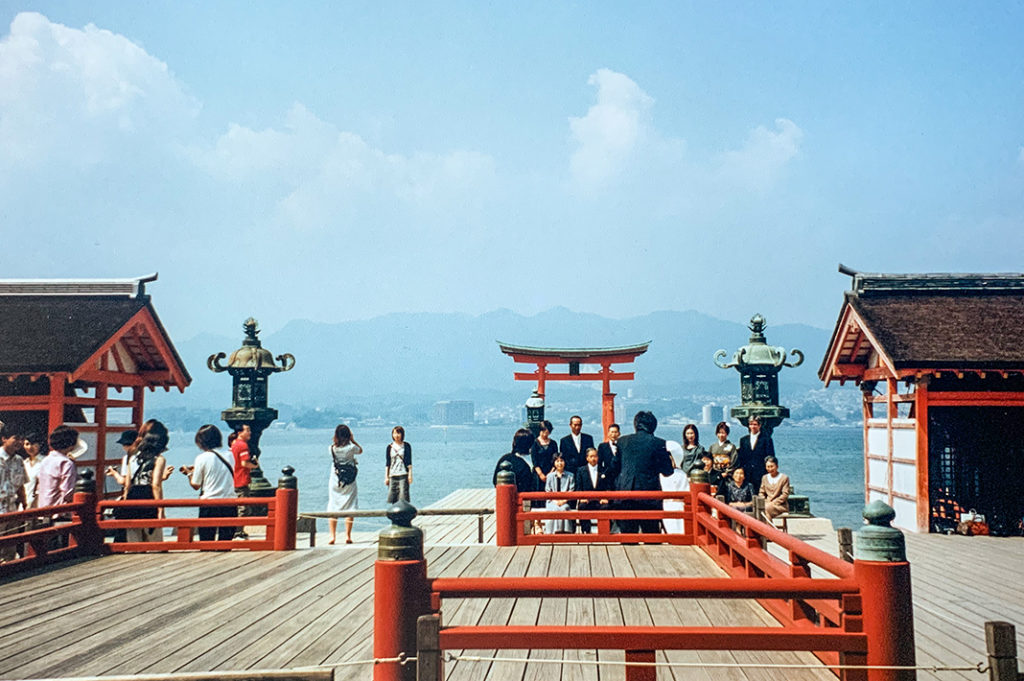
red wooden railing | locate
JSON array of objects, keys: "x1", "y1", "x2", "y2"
[
  {"x1": 0, "y1": 470, "x2": 299, "y2": 577},
  {"x1": 373, "y1": 480, "x2": 916, "y2": 681},
  {"x1": 509, "y1": 489, "x2": 694, "y2": 545}
]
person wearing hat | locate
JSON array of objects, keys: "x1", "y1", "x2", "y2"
[{"x1": 105, "y1": 429, "x2": 141, "y2": 497}]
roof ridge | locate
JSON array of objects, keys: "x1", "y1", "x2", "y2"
[{"x1": 0, "y1": 273, "x2": 157, "y2": 298}]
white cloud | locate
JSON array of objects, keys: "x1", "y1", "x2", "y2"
[
  {"x1": 0, "y1": 12, "x2": 198, "y2": 168},
  {"x1": 191, "y1": 104, "x2": 497, "y2": 231},
  {"x1": 717, "y1": 118, "x2": 803, "y2": 193},
  {"x1": 569, "y1": 68, "x2": 654, "y2": 190}
]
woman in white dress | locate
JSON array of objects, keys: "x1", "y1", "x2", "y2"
[
  {"x1": 328, "y1": 424, "x2": 362, "y2": 544},
  {"x1": 544, "y1": 454, "x2": 576, "y2": 534}
]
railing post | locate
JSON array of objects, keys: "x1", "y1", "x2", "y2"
[
  {"x1": 72, "y1": 470, "x2": 103, "y2": 555},
  {"x1": 985, "y1": 621, "x2": 1019, "y2": 681},
  {"x1": 416, "y1": 614, "x2": 442, "y2": 681},
  {"x1": 374, "y1": 501, "x2": 429, "y2": 681},
  {"x1": 853, "y1": 501, "x2": 916, "y2": 681},
  {"x1": 495, "y1": 462, "x2": 518, "y2": 547},
  {"x1": 687, "y1": 468, "x2": 710, "y2": 544},
  {"x1": 625, "y1": 649, "x2": 655, "y2": 681},
  {"x1": 837, "y1": 527, "x2": 854, "y2": 563},
  {"x1": 274, "y1": 466, "x2": 298, "y2": 551}
]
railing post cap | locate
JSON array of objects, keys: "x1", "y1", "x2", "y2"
[
  {"x1": 75, "y1": 468, "x2": 95, "y2": 494},
  {"x1": 496, "y1": 460, "x2": 516, "y2": 486},
  {"x1": 378, "y1": 500, "x2": 423, "y2": 561},
  {"x1": 854, "y1": 500, "x2": 906, "y2": 562},
  {"x1": 688, "y1": 467, "x2": 709, "y2": 484},
  {"x1": 277, "y1": 465, "x2": 297, "y2": 489}
]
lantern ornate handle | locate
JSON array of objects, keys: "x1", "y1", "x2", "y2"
[
  {"x1": 784, "y1": 348, "x2": 804, "y2": 368},
  {"x1": 714, "y1": 348, "x2": 743, "y2": 369},
  {"x1": 207, "y1": 352, "x2": 228, "y2": 373},
  {"x1": 276, "y1": 353, "x2": 296, "y2": 372}
]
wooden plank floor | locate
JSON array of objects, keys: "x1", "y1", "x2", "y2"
[{"x1": 1, "y1": 490, "x2": 1020, "y2": 680}]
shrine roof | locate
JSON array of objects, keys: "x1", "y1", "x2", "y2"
[
  {"x1": 0, "y1": 275, "x2": 190, "y2": 388},
  {"x1": 819, "y1": 267, "x2": 1024, "y2": 382}
]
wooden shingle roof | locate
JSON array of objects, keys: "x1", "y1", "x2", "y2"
[
  {"x1": 0, "y1": 276, "x2": 190, "y2": 389},
  {"x1": 819, "y1": 268, "x2": 1024, "y2": 384}
]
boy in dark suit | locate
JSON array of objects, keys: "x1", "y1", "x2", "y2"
[{"x1": 736, "y1": 415, "x2": 775, "y2": 486}]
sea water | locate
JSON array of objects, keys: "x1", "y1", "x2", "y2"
[{"x1": 158, "y1": 425, "x2": 866, "y2": 532}]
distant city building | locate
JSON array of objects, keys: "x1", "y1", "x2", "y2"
[
  {"x1": 432, "y1": 400, "x2": 474, "y2": 425},
  {"x1": 701, "y1": 404, "x2": 713, "y2": 425},
  {"x1": 722, "y1": 405, "x2": 730, "y2": 423}
]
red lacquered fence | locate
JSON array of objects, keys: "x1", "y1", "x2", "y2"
[
  {"x1": 0, "y1": 468, "x2": 298, "y2": 578},
  {"x1": 373, "y1": 479, "x2": 916, "y2": 681}
]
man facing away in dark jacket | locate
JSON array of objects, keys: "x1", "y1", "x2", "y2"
[{"x1": 614, "y1": 411, "x2": 673, "y2": 534}]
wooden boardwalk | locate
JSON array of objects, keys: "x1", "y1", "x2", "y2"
[{"x1": 0, "y1": 489, "x2": 1020, "y2": 680}]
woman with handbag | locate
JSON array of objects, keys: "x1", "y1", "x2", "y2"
[{"x1": 328, "y1": 424, "x2": 362, "y2": 544}]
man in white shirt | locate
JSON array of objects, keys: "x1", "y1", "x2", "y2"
[
  {"x1": 0, "y1": 424, "x2": 27, "y2": 562},
  {"x1": 182, "y1": 425, "x2": 236, "y2": 542},
  {"x1": 559, "y1": 415, "x2": 594, "y2": 472},
  {"x1": 575, "y1": 447, "x2": 612, "y2": 534}
]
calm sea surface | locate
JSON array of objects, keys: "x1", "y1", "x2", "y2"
[{"x1": 158, "y1": 425, "x2": 865, "y2": 532}]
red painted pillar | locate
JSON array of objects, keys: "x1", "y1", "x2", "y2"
[
  {"x1": 273, "y1": 467, "x2": 298, "y2": 551},
  {"x1": 495, "y1": 462, "x2": 518, "y2": 547},
  {"x1": 853, "y1": 501, "x2": 916, "y2": 681},
  {"x1": 72, "y1": 470, "x2": 103, "y2": 555},
  {"x1": 601, "y1": 391, "x2": 616, "y2": 440},
  {"x1": 374, "y1": 502, "x2": 429, "y2": 681}
]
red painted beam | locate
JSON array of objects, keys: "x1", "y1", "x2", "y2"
[
  {"x1": 430, "y1": 577, "x2": 860, "y2": 599},
  {"x1": 513, "y1": 371, "x2": 635, "y2": 381},
  {"x1": 439, "y1": 626, "x2": 867, "y2": 652}
]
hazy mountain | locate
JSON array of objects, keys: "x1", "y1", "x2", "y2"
[{"x1": 149, "y1": 308, "x2": 832, "y2": 413}]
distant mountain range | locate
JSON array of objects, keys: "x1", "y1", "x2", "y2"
[{"x1": 149, "y1": 308, "x2": 835, "y2": 414}]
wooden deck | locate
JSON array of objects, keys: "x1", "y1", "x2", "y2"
[{"x1": 0, "y1": 490, "x2": 1020, "y2": 680}]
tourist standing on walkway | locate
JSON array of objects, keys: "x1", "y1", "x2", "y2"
[
  {"x1": 182, "y1": 425, "x2": 236, "y2": 542},
  {"x1": 22, "y1": 432, "x2": 47, "y2": 509},
  {"x1": 0, "y1": 424, "x2": 27, "y2": 562},
  {"x1": 559, "y1": 416, "x2": 594, "y2": 473},
  {"x1": 385, "y1": 426, "x2": 412, "y2": 503},
  {"x1": 122, "y1": 422, "x2": 169, "y2": 543},
  {"x1": 758, "y1": 456, "x2": 790, "y2": 522},
  {"x1": 737, "y1": 416, "x2": 775, "y2": 487},
  {"x1": 328, "y1": 424, "x2": 362, "y2": 544},
  {"x1": 492, "y1": 428, "x2": 535, "y2": 492},
  {"x1": 231, "y1": 424, "x2": 257, "y2": 539},
  {"x1": 576, "y1": 447, "x2": 613, "y2": 534},
  {"x1": 36, "y1": 426, "x2": 79, "y2": 510},
  {"x1": 615, "y1": 411, "x2": 673, "y2": 534},
  {"x1": 529, "y1": 420, "x2": 557, "y2": 510}
]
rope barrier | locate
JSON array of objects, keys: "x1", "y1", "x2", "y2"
[{"x1": 443, "y1": 652, "x2": 989, "y2": 673}]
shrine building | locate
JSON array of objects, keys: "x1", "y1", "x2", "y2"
[
  {"x1": 0, "y1": 275, "x2": 190, "y2": 497},
  {"x1": 819, "y1": 266, "x2": 1024, "y2": 533}
]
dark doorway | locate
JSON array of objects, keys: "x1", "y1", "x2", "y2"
[{"x1": 929, "y1": 407, "x2": 1024, "y2": 535}]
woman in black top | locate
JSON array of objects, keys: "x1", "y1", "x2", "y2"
[
  {"x1": 724, "y1": 467, "x2": 755, "y2": 512},
  {"x1": 529, "y1": 420, "x2": 557, "y2": 509}
]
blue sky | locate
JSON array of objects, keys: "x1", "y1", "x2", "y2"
[{"x1": 1, "y1": 3, "x2": 1022, "y2": 341}]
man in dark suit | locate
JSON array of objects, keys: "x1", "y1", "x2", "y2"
[
  {"x1": 576, "y1": 447, "x2": 614, "y2": 533},
  {"x1": 615, "y1": 411, "x2": 673, "y2": 534},
  {"x1": 736, "y1": 415, "x2": 775, "y2": 486},
  {"x1": 559, "y1": 415, "x2": 594, "y2": 473},
  {"x1": 596, "y1": 422, "x2": 621, "y2": 482}
]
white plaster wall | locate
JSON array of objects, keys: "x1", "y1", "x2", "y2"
[
  {"x1": 892, "y1": 426, "x2": 917, "y2": 460},
  {"x1": 892, "y1": 496, "x2": 919, "y2": 533},
  {"x1": 869, "y1": 489, "x2": 888, "y2": 505},
  {"x1": 892, "y1": 461, "x2": 917, "y2": 498},
  {"x1": 868, "y1": 458, "x2": 889, "y2": 488},
  {"x1": 867, "y1": 425, "x2": 887, "y2": 457}
]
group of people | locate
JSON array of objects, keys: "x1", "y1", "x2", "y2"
[
  {"x1": 0, "y1": 417, "x2": 263, "y2": 560},
  {"x1": 324, "y1": 424, "x2": 412, "y2": 545},
  {"x1": 492, "y1": 412, "x2": 792, "y2": 535}
]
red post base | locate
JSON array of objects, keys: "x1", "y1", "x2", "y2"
[
  {"x1": 273, "y1": 487, "x2": 297, "y2": 551},
  {"x1": 854, "y1": 560, "x2": 916, "y2": 681},
  {"x1": 374, "y1": 559, "x2": 429, "y2": 681}
]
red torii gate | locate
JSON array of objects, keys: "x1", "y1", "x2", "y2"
[{"x1": 498, "y1": 341, "x2": 650, "y2": 437}]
